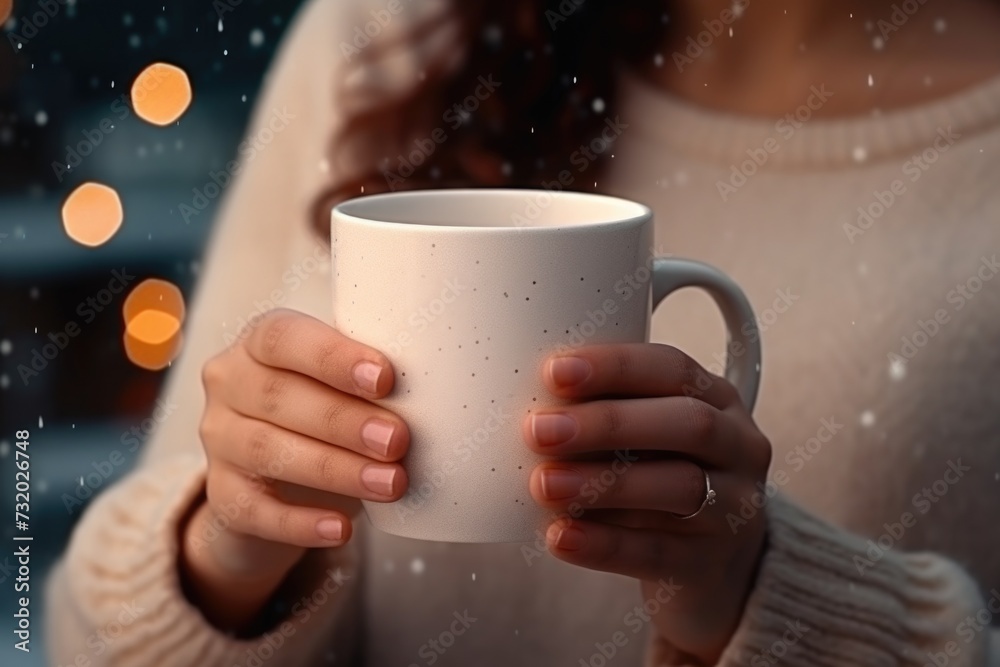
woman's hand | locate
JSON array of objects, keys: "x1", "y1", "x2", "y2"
[
  {"x1": 523, "y1": 343, "x2": 771, "y2": 665},
  {"x1": 181, "y1": 309, "x2": 410, "y2": 630}
]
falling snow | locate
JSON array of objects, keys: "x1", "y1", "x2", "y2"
[
  {"x1": 0, "y1": 339, "x2": 12, "y2": 355},
  {"x1": 934, "y1": 18, "x2": 947, "y2": 33},
  {"x1": 218, "y1": 19, "x2": 224, "y2": 32},
  {"x1": 592, "y1": 98, "x2": 605, "y2": 113},
  {"x1": 889, "y1": 358, "x2": 907, "y2": 381},
  {"x1": 852, "y1": 146, "x2": 868, "y2": 162},
  {"x1": 383, "y1": 559, "x2": 395, "y2": 573},
  {"x1": 0, "y1": 442, "x2": 8, "y2": 458},
  {"x1": 0, "y1": 375, "x2": 8, "y2": 390},
  {"x1": 471, "y1": 572, "x2": 476, "y2": 581},
  {"x1": 410, "y1": 558, "x2": 425, "y2": 574},
  {"x1": 867, "y1": 74, "x2": 874, "y2": 87},
  {"x1": 250, "y1": 28, "x2": 265, "y2": 47},
  {"x1": 35, "y1": 111, "x2": 48, "y2": 126},
  {"x1": 653, "y1": 53, "x2": 664, "y2": 67},
  {"x1": 38, "y1": 416, "x2": 44, "y2": 428},
  {"x1": 859, "y1": 411, "x2": 876, "y2": 428},
  {"x1": 873, "y1": 36, "x2": 885, "y2": 50}
]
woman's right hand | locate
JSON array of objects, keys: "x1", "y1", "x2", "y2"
[{"x1": 180, "y1": 308, "x2": 409, "y2": 630}]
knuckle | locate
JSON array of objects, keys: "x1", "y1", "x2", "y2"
[
  {"x1": 314, "y1": 338, "x2": 345, "y2": 382},
  {"x1": 318, "y1": 450, "x2": 342, "y2": 484},
  {"x1": 598, "y1": 401, "x2": 626, "y2": 436},
  {"x1": 678, "y1": 462, "x2": 705, "y2": 502},
  {"x1": 259, "y1": 310, "x2": 292, "y2": 359},
  {"x1": 687, "y1": 402, "x2": 718, "y2": 442},
  {"x1": 246, "y1": 425, "x2": 275, "y2": 475},
  {"x1": 320, "y1": 399, "x2": 348, "y2": 433},
  {"x1": 657, "y1": 344, "x2": 698, "y2": 389},
  {"x1": 201, "y1": 356, "x2": 225, "y2": 393},
  {"x1": 612, "y1": 347, "x2": 635, "y2": 380},
  {"x1": 260, "y1": 373, "x2": 288, "y2": 415},
  {"x1": 275, "y1": 508, "x2": 296, "y2": 539}
]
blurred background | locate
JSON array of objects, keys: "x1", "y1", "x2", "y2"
[{"x1": 0, "y1": 1, "x2": 307, "y2": 662}]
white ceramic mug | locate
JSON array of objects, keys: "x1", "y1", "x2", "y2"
[{"x1": 332, "y1": 189, "x2": 761, "y2": 543}]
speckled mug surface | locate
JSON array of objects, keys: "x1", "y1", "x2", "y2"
[{"x1": 332, "y1": 189, "x2": 761, "y2": 543}]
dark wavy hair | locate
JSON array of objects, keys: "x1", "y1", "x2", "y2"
[{"x1": 311, "y1": 0, "x2": 667, "y2": 236}]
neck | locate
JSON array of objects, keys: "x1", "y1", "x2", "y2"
[{"x1": 646, "y1": 0, "x2": 1000, "y2": 117}]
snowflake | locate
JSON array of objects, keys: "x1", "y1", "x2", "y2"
[{"x1": 410, "y1": 557, "x2": 425, "y2": 574}]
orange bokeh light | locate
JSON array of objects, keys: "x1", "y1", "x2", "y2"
[
  {"x1": 61, "y1": 182, "x2": 124, "y2": 247},
  {"x1": 124, "y1": 278, "x2": 186, "y2": 325},
  {"x1": 124, "y1": 310, "x2": 183, "y2": 370},
  {"x1": 122, "y1": 279, "x2": 187, "y2": 371},
  {"x1": 0, "y1": 0, "x2": 12, "y2": 25},
  {"x1": 131, "y1": 62, "x2": 192, "y2": 126}
]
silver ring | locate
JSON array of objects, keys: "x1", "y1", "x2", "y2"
[{"x1": 670, "y1": 469, "x2": 716, "y2": 520}]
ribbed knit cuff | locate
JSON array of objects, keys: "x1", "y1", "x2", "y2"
[
  {"x1": 54, "y1": 454, "x2": 359, "y2": 667},
  {"x1": 646, "y1": 493, "x2": 989, "y2": 667}
]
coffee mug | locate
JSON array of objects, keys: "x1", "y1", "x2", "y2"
[{"x1": 331, "y1": 189, "x2": 761, "y2": 543}]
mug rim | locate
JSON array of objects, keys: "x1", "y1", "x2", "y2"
[{"x1": 332, "y1": 188, "x2": 652, "y2": 233}]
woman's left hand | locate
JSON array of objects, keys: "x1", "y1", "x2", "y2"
[{"x1": 523, "y1": 343, "x2": 772, "y2": 665}]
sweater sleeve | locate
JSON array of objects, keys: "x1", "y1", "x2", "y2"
[
  {"x1": 645, "y1": 493, "x2": 998, "y2": 667},
  {"x1": 43, "y1": 0, "x2": 369, "y2": 665}
]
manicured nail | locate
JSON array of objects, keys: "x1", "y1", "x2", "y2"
[
  {"x1": 549, "y1": 357, "x2": 592, "y2": 387},
  {"x1": 315, "y1": 518, "x2": 344, "y2": 542},
  {"x1": 540, "y1": 468, "x2": 584, "y2": 500},
  {"x1": 361, "y1": 465, "x2": 397, "y2": 497},
  {"x1": 352, "y1": 361, "x2": 383, "y2": 393},
  {"x1": 551, "y1": 523, "x2": 587, "y2": 551},
  {"x1": 531, "y1": 413, "x2": 578, "y2": 447},
  {"x1": 361, "y1": 419, "x2": 395, "y2": 457}
]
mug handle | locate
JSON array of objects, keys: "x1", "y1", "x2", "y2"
[{"x1": 651, "y1": 258, "x2": 762, "y2": 411}]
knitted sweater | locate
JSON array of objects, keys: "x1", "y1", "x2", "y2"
[{"x1": 45, "y1": 0, "x2": 1000, "y2": 665}]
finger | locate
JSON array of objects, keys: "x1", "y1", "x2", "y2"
[
  {"x1": 206, "y1": 463, "x2": 354, "y2": 548},
  {"x1": 219, "y1": 349, "x2": 409, "y2": 461},
  {"x1": 205, "y1": 410, "x2": 408, "y2": 502},
  {"x1": 544, "y1": 517, "x2": 681, "y2": 582},
  {"x1": 244, "y1": 308, "x2": 394, "y2": 398},
  {"x1": 530, "y1": 459, "x2": 714, "y2": 516},
  {"x1": 522, "y1": 396, "x2": 741, "y2": 465},
  {"x1": 541, "y1": 343, "x2": 739, "y2": 409}
]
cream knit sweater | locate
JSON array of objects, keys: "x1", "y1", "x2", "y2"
[{"x1": 45, "y1": 0, "x2": 1000, "y2": 665}]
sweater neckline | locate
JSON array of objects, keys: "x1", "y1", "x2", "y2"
[{"x1": 617, "y1": 67, "x2": 1000, "y2": 170}]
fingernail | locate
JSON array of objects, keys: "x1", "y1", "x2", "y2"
[
  {"x1": 361, "y1": 419, "x2": 395, "y2": 457},
  {"x1": 540, "y1": 468, "x2": 584, "y2": 500},
  {"x1": 361, "y1": 465, "x2": 397, "y2": 497},
  {"x1": 552, "y1": 524, "x2": 587, "y2": 551},
  {"x1": 531, "y1": 413, "x2": 578, "y2": 447},
  {"x1": 352, "y1": 361, "x2": 383, "y2": 393},
  {"x1": 549, "y1": 357, "x2": 591, "y2": 387},
  {"x1": 315, "y1": 518, "x2": 343, "y2": 542}
]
